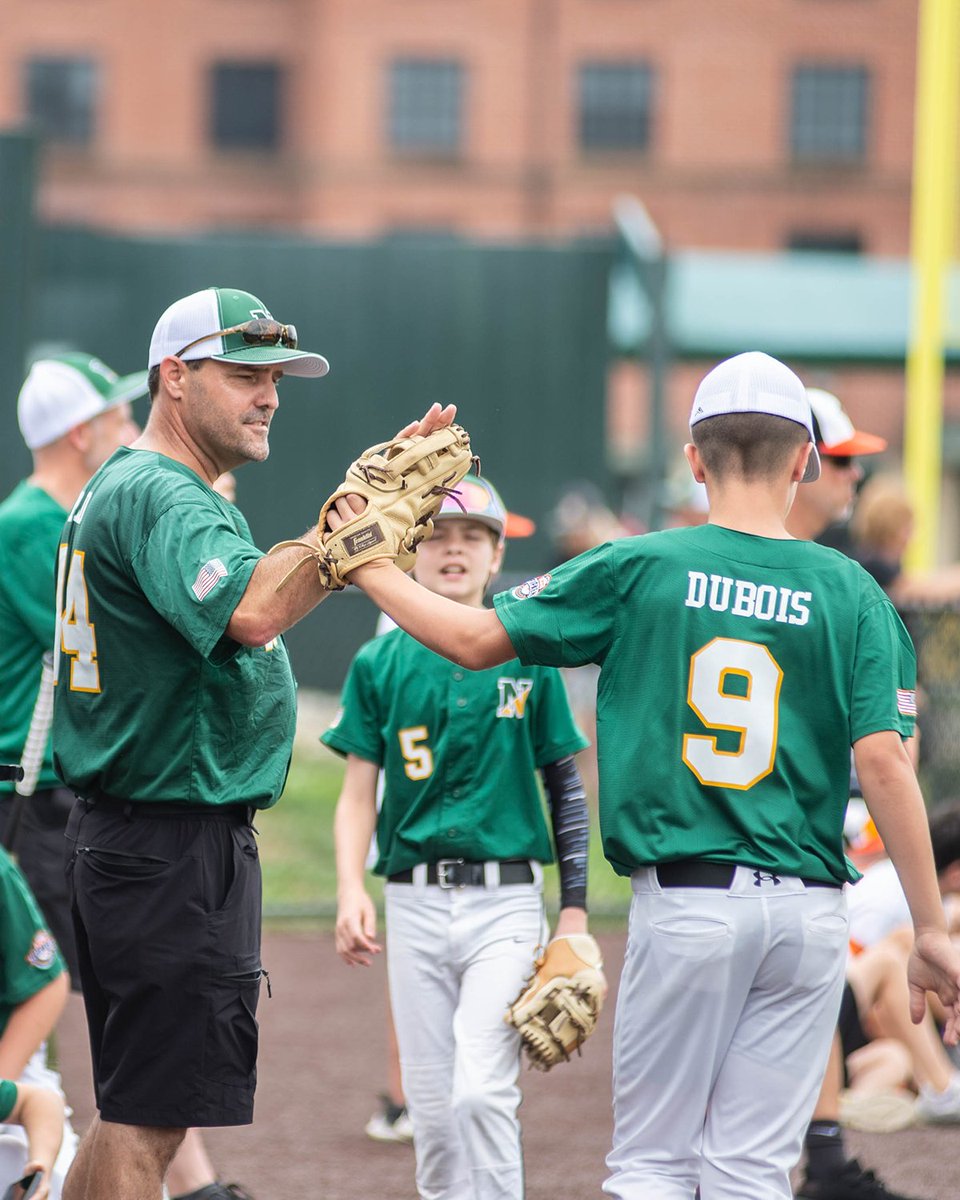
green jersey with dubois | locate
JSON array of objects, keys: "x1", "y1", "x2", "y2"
[
  {"x1": 494, "y1": 524, "x2": 916, "y2": 884},
  {"x1": 52, "y1": 447, "x2": 297, "y2": 807},
  {"x1": 321, "y1": 628, "x2": 588, "y2": 876},
  {"x1": 0, "y1": 482, "x2": 67, "y2": 794}
]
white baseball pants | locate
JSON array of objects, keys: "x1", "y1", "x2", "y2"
[
  {"x1": 386, "y1": 878, "x2": 547, "y2": 1200},
  {"x1": 604, "y1": 866, "x2": 848, "y2": 1200}
]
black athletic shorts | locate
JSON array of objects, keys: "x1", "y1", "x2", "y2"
[
  {"x1": 0, "y1": 788, "x2": 81, "y2": 989},
  {"x1": 65, "y1": 797, "x2": 264, "y2": 1128}
]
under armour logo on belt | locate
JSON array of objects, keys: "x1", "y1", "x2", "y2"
[{"x1": 753, "y1": 870, "x2": 781, "y2": 887}]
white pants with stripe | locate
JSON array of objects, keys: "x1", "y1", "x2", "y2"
[
  {"x1": 386, "y1": 875, "x2": 547, "y2": 1200},
  {"x1": 603, "y1": 866, "x2": 848, "y2": 1200}
]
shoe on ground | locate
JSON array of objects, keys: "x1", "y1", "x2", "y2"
[
  {"x1": 915, "y1": 1071, "x2": 960, "y2": 1123},
  {"x1": 171, "y1": 1185, "x2": 255, "y2": 1200},
  {"x1": 838, "y1": 1088, "x2": 917, "y2": 1133},
  {"x1": 365, "y1": 1093, "x2": 414, "y2": 1143},
  {"x1": 796, "y1": 1158, "x2": 925, "y2": 1200}
]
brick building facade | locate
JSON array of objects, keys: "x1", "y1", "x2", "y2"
[{"x1": 1, "y1": 0, "x2": 919, "y2": 251}]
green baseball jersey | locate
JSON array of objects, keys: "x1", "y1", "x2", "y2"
[
  {"x1": 0, "y1": 848, "x2": 65, "y2": 1038},
  {"x1": 0, "y1": 1080, "x2": 17, "y2": 1122},
  {"x1": 0, "y1": 483, "x2": 67, "y2": 794},
  {"x1": 494, "y1": 525, "x2": 917, "y2": 883},
  {"x1": 52, "y1": 448, "x2": 296, "y2": 807},
  {"x1": 321, "y1": 628, "x2": 588, "y2": 876}
]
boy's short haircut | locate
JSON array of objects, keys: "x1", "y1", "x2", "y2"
[
  {"x1": 692, "y1": 411, "x2": 809, "y2": 482},
  {"x1": 928, "y1": 802, "x2": 960, "y2": 874}
]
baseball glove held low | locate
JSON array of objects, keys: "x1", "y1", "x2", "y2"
[
  {"x1": 268, "y1": 423, "x2": 476, "y2": 592},
  {"x1": 505, "y1": 934, "x2": 606, "y2": 1072}
]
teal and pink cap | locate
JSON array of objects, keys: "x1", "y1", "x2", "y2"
[{"x1": 438, "y1": 474, "x2": 535, "y2": 540}]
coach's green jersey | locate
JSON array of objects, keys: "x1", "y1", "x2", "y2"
[
  {"x1": 0, "y1": 847, "x2": 64, "y2": 1037},
  {"x1": 52, "y1": 448, "x2": 296, "y2": 807},
  {"x1": 0, "y1": 1080, "x2": 17, "y2": 1123},
  {"x1": 494, "y1": 525, "x2": 917, "y2": 884},
  {"x1": 321, "y1": 628, "x2": 588, "y2": 876},
  {"x1": 0, "y1": 483, "x2": 67, "y2": 794}
]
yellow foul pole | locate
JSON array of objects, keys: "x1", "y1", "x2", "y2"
[{"x1": 905, "y1": 0, "x2": 960, "y2": 570}]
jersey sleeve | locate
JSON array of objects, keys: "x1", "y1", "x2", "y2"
[
  {"x1": 0, "y1": 1079, "x2": 16, "y2": 1122},
  {"x1": 850, "y1": 593, "x2": 918, "y2": 743},
  {"x1": 320, "y1": 649, "x2": 384, "y2": 764},
  {"x1": 130, "y1": 500, "x2": 261, "y2": 661},
  {"x1": 0, "y1": 853, "x2": 65, "y2": 1014},
  {"x1": 532, "y1": 668, "x2": 590, "y2": 767},
  {"x1": 493, "y1": 544, "x2": 618, "y2": 668}
]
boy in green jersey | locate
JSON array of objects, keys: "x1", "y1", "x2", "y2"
[
  {"x1": 325, "y1": 474, "x2": 590, "y2": 1200},
  {"x1": 331, "y1": 352, "x2": 960, "y2": 1200}
]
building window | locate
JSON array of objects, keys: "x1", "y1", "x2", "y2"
[
  {"x1": 579, "y1": 62, "x2": 654, "y2": 152},
  {"x1": 25, "y1": 57, "x2": 98, "y2": 145},
  {"x1": 788, "y1": 230, "x2": 864, "y2": 254},
  {"x1": 210, "y1": 63, "x2": 283, "y2": 151},
  {"x1": 389, "y1": 59, "x2": 463, "y2": 155},
  {"x1": 790, "y1": 65, "x2": 869, "y2": 163}
]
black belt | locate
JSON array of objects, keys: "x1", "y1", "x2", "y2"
[
  {"x1": 388, "y1": 858, "x2": 534, "y2": 889},
  {"x1": 655, "y1": 859, "x2": 842, "y2": 890},
  {"x1": 79, "y1": 795, "x2": 256, "y2": 823}
]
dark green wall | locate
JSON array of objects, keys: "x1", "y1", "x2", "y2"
[{"x1": 5, "y1": 227, "x2": 615, "y2": 688}]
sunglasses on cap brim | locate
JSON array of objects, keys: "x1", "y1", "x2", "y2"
[{"x1": 175, "y1": 318, "x2": 298, "y2": 358}]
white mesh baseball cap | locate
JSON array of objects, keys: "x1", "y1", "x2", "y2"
[
  {"x1": 689, "y1": 351, "x2": 821, "y2": 483},
  {"x1": 436, "y1": 474, "x2": 535, "y2": 541},
  {"x1": 148, "y1": 286, "x2": 329, "y2": 378},
  {"x1": 806, "y1": 387, "x2": 887, "y2": 457},
  {"x1": 18, "y1": 353, "x2": 148, "y2": 450}
]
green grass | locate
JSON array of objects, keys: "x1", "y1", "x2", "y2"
[{"x1": 258, "y1": 749, "x2": 632, "y2": 924}]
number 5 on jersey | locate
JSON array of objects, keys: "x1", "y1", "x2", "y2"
[
  {"x1": 682, "y1": 637, "x2": 782, "y2": 790},
  {"x1": 55, "y1": 546, "x2": 101, "y2": 693},
  {"x1": 398, "y1": 726, "x2": 434, "y2": 780}
]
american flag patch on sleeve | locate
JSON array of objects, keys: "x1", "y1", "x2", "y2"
[
  {"x1": 192, "y1": 558, "x2": 228, "y2": 601},
  {"x1": 897, "y1": 688, "x2": 918, "y2": 716}
]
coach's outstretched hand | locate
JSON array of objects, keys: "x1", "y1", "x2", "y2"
[{"x1": 908, "y1": 931, "x2": 960, "y2": 1044}]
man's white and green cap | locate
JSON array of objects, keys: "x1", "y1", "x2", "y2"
[
  {"x1": 438, "y1": 474, "x2": 536, "y2": 540},
  {"x1": 18, "y1": 353, "x2": 148, "y2": 450},
  {"x1": 148, "y1": 286, "x2": 329, "y2": 378}
]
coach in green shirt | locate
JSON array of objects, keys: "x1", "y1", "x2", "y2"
[{"x1": 52, "y1": 286, "x2": 457, "y2": 1200}]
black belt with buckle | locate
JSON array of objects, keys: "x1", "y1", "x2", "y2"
[
  {"x1": 388, "y1": 858, "x2": 534, "y2": 889},
  {"x1": 655, "y1": 859, "x2": 842, "y2": 890}
]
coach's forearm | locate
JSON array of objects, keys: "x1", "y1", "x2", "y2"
[
  {"x1": 351, "y1": 560, "x2": 515, "y2": 669},
  {"x1": 227, "y1": 535, "x2": 335, "y2": 646},
  {"x1": 855, "y1": 731, "x2": 947, "y2": 935}
]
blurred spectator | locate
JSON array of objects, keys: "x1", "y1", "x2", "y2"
[{"x1": 849, "y1": 473, "x2": 960, "y2": 607}]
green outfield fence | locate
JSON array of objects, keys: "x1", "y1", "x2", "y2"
[{"x1": 3, "y1": 220, "x2": 617, "y2": 690}]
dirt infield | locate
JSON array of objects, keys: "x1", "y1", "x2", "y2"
[{"x1": 56, "y1": 930, "x2": 957, "y2": 1199}]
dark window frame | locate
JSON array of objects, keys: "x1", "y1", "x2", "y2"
[
  {"x1": 388, "y1": 57, "x2": 465, "y2": 157},
  {"x1": 790, "y1": 63, "x2": 870, "y2": 165},
  {"x1": 210, "y1": 61, "x2": 284, "y2": 153},
  {"x1": 578, "y1": 60, "x2": 655, "y2": 153},
  {"x1": 24, "y1": 56, "x2": 98, "y2": 146}
]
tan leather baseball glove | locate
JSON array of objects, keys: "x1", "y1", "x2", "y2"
[
  {"x1": 270, "y1": 423, "x2": 476, "y2": 591},
  {"x1": 504, "y1": 934, "x2": 606, "y2": 1071}
]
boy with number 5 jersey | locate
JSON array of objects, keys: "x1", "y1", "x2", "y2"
[
  {"x1": 324, "y1": 474, "x2": 591, "y2": 1200},
  {"x1": 332, "y1": 354, "x2": 960, "y2": 1200}
]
